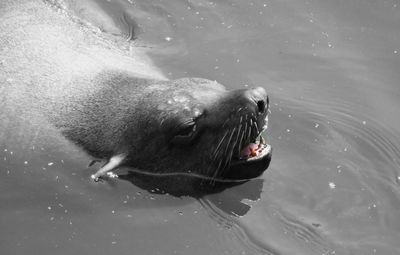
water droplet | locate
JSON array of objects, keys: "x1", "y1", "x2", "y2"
[
  {"x1": 48, "y1": 162, "x2": 54, "y2": 166},
  {"x1": 329, "y1": 182, "x2": 336, "y2": 189},
  {"x1": 314, "y1": 123, "x2": 319, "y2": 128},
  {"x1": 362, "y1": 121, "x2": 366, "y2": 125},
  {"x1": 165, "y1": 36, "x2": 172, "y2": 41}
]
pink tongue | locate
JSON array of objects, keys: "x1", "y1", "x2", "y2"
[{"x1": 240, "y1": 143, "x2": 258, "y2": 158}]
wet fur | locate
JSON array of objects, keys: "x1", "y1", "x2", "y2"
[{"x1": 0, "y1": 0, "x2": 269, "y2": 181}]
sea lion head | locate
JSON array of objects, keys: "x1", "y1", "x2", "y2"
[{"x1": 123, "y1": 78, "x2": 272, "y2": 182}]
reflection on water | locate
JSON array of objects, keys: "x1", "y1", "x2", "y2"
[
  {"x1": 117, "y1": 170, "x2": 253, "y2": 198},
  {"x1": 1, "y1": 0, "x2": 400, "y2": 254}
]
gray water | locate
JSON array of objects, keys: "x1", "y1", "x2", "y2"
[{"x1": 1, "y1": 0, "x2": 400, "y2": 254}]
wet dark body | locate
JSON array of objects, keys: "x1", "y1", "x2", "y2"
[
  {"x1": 0, "y1": 0, "x2": 271, "y2": 185},
  {"x1": 55, "y1": 71, "x2": 272, "y2": 182}
]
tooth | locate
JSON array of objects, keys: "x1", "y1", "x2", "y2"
[{"x1": 260, "y1": 136, "x2": 265, "y2": 145}]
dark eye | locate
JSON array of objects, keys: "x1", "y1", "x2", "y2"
[
  {"x1": 171, "y1": 119, "x2": 198, "y2": 145},
  {"x1": 178, "y1": 124, "x2": 196, "y2": 136}
]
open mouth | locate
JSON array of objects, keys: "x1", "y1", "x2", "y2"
[
  {"x1": 224, "y1": 133, "x2": 272, "y2": 181},
  {"x1": 238, "y1": 135, "x2": 270, "y2": 161}
]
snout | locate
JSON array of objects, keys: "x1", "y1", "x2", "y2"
[
  {"x1": 246, "y1": 86, "x2": 269, "y2": 116},
  {"x1": 240, "y1": 86, "x2": 269, "y2": 133}
]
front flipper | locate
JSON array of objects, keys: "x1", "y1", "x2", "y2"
[{"x1": 91, "y1": 154, "x2": 126, "y2": 182}]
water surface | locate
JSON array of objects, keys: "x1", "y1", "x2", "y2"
[{"x1": 1, "y1": 0, "x2": 400, "y2": 254}]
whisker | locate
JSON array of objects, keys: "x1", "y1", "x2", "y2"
[
  {"x1": 210, "y1": 127, "x2": 233, "y2": 180},
  {"x1": 223, "y1": 128, "x2": 236, "y2": 157},
  {"x1": 238, "y1": 126, "x2": 245, "y2": 157},
  {"x1": 212, "y1": 130, "x2": 229, "y2": 160},
  {"x1": 246, "y1": 123, "x2": 252, "y2": 143},
  {"x1": 254, "y1": 121, "x2": 259, "y2": 132},
  {"x1": 233, "y1": 123, "x2": 242, "y2": 152},
  {"x1": 222, "y1": 118, "x2": 230, "y2": 128},
  {"x1": 211, "y1": 159, "x2": 223, "y2": 183},
  {"x1": 206, "y1": 129, "x2": 230, "y2": 178},
  {"x1": 221, "y1": 130, "x2": 238, "y2": 176},
  {"x1": 251, "y1": 117, "x2": 258, "y2": 137},
  {"x1": 243, "y1": 118, "x2": 248, "y2": 142},
  {"x1": 213, "y1": 128, "x2": 236, "y2": 180}
]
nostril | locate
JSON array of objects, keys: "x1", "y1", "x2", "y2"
[{"x1": 257, "y1": 100, "x2": 265, "y2": 114}]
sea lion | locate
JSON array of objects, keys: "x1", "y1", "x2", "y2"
[
  {"x1": 53, "y1": 70, "x2": 272, "y2": 182},
  {"x1": 0, "y1": 0, "x2": 271, "y2": 183}
]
